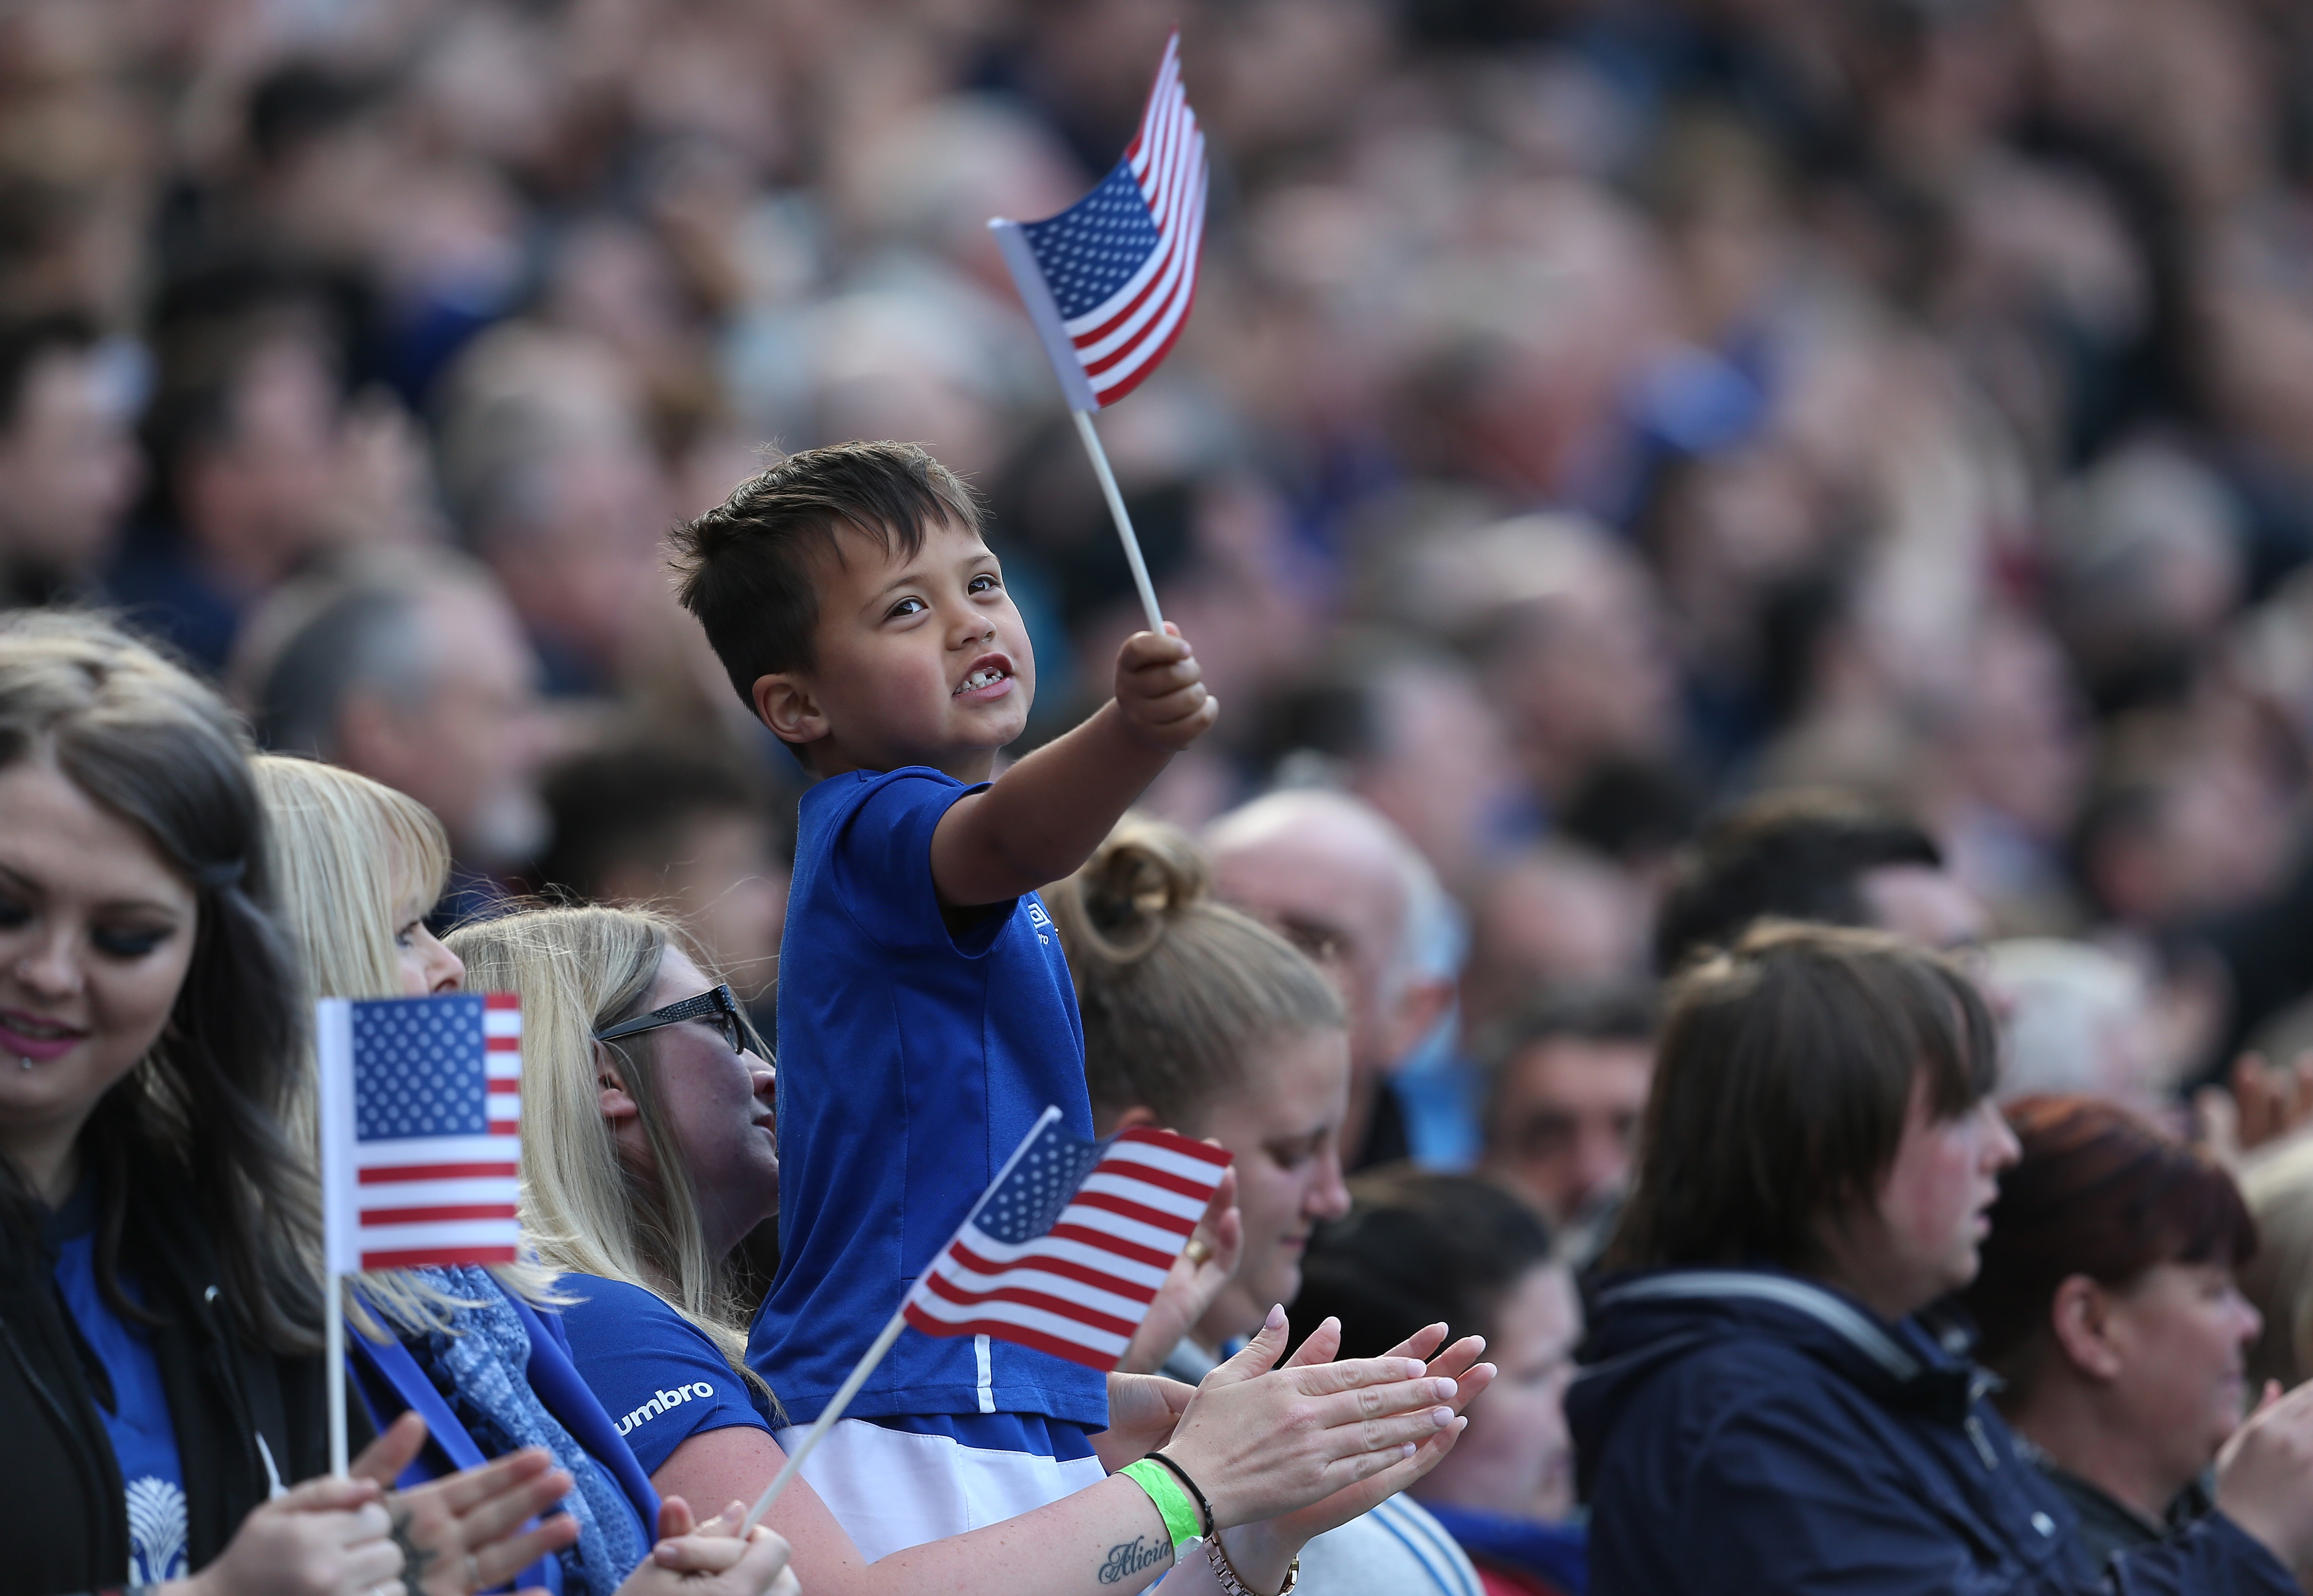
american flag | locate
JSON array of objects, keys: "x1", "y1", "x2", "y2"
[
  {"x1": 991, "y1": 31, "x2": 1208, "y2": 412},
  {"x1": 317, "y1": 993, "x2": 523, "y2": 1273},
  {"x1": 903, "y1": 1107, "x2": 1232, "y2": 1370}
]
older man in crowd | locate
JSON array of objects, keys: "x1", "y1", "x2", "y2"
[
  {"x1": 1204, "y1": 787, "x2": 1458, "y2": 1173},
  {"x1": 244, "y1": 554, "x2": 550, "y2": 919}
]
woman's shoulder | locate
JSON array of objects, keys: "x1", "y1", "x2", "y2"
[{"x1": 555, "y1": 1273, "x2": 715, "y2": 1345}]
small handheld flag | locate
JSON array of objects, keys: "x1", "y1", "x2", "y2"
[
  {"x1": 991, "y1": 31, "x2": 1208, "y2": 633},
  {"x1": 743, "y1": 1106, "x2": 1230, "y2": 1530},
  {"x1": 316, "y1": 992, "x2": 523, "y2": 1475},
  {"x1": 904, "y1": 1112, "x2": 1232, "y2": 1369}
]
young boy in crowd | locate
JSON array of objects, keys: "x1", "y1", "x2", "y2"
[{"x1": 669, "y1": 440, "x2": 1215, "y2": 1560}]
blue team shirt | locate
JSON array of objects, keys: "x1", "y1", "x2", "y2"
[
  {"x1": 560, "y1": 1275, "x2": 773, "y2": 1476},
  {"x1": 749, "y1": 766, "x2": 1108, "y2": 1429},
  {"x1": 51, "y1": 1207, "x2": 188, "y2": 1584}
]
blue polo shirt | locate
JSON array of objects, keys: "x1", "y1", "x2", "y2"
[
  {"x1": 749, "y1": 766, "x2": 1107, "y2": 1430},
  {"x1": 560, "y1": 1275, "x2": 772, "y2": 1476}
]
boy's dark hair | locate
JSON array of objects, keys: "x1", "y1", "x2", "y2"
[
  {"x1": 1652, "y1": 787, "x2": 1942, "y2": 974},
  {"x1": 1602, "y1": 920, "x2": 1997, "y2": 1275},
  {"x1": 668, "y1": 441, "x2": 982, "y2": 711},
  {"x1": 534, "y1": 742, "x2": 788, "y2": 900},
  {"x1": 1293, "y1": 1169, "x2": 1558, "y2": 1360}
]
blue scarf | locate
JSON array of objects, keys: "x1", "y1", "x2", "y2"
[{"x1": 409, "y1": 1268, "x2": 646, "y2": 1594}]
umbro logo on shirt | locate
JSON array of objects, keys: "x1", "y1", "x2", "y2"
[{"x1": 617, "y1": 1382, "x2": 718, "y2": 1434}]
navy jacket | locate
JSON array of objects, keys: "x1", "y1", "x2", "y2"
[{"x1": 1567, "y1": 1268, "x2": 2296, "y2": 1596}]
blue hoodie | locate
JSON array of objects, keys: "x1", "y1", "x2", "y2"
[{"x1": 1567, "y1": 1268, "x2": 2295, "y2": 1596}]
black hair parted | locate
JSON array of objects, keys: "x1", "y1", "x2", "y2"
[{"x1": 668, "y1": 441, "x2": 983, "y2": 711}]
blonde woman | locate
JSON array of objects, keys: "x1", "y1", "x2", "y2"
[
  {"x1": 450, "y1": 901, "x2": 1495, "y2": 1596},
  {"x1": 255, "y1": 756, "x2": 797, "y2": 1596}
]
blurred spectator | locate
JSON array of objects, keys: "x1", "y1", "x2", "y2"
[
  {"x1": 247, "y1": 557, "x2": 548, "y2": 910},
  {"x1": 1295, "y1": 1170, "x2": 1586, "y2": 1596},
  {"x1": 1653, "y1": 788, "x2": 1983, "y2": 973},
  {"x1": 2242, "y1": 1139, "x2": 2313, "y2": 1392},
  {"x1": 1987, "y1": 940, "x2": 2171, "y2": 1116},
  {"x1": 1460, "y1": 840, "x2": 1650, "y2": 1032},
  {"x1": 1964, "y1": 1095, "x2": 2260, "y2": 1573},
  {"x1": 534, "y1": 743, "x2": 792, "y2": 1003},
  {"x1": 1204, "y1": 788, "x2": 1457, "y2": 1173},
  {"x1": 0, "y1": 311, "x2": 138, "y2": 607},
  {"x1": 1478, "y1": 983, "x2": 1656, "y2": 1259}
]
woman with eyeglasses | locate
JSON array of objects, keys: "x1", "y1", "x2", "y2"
[
  {"x1": 449, "y1": 901, "x2": 1496, "y2": 1596},
  {"x1": 256, "y1": 755, "x2": 799, "y2": 1596}
]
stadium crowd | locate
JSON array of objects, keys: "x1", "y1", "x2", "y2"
[{"x1": 12, "y1": 0, "x2": 2313, "y2": 1591}]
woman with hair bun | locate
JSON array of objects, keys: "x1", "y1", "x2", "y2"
[
  {"x1": 1052, "y1": 816, "x2": 1494, "y2": 1596},
  {"x1": 1961, "y1": 1094, "x2": 2262, "y2": 1574}
]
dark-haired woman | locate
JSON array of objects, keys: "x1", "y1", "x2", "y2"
[
  {"x1": 1294, "y1": 1171, "x2": 1585, "y2": 1596},
  {"x1": 1964, "y1": 1095, "x2": 2264, "y2": 1574},
  {"x1": 0, "y1": 613, "x2": 590, "y2": 1596},
  {"x1": 1571, "y1": 921, "x2": 2313, "y2": 1596}
]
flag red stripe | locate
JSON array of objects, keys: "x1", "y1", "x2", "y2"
[
  {"x1": 484, "y1": 993, "x2": 519, "y2": 1010},
  {"x1": 487, "y1": 1038, "x2": 519, "y2": 1051},
  {"x1": 903, "y1": 1305, "x2": 1117, "y2": 1370},
  {"x1": 1117, "y1": 1129, "x2": 1232, "y2": 1167},
  {"x1": 1047, "y1": 1220, "x2": 1174, "y2": 1270},
  {"x1": 919, "y1": 1271, "x2": 1138, "y2": 1338},
  {"x1": 1070, "y1": 1188, "x2": 1194, "y2": 1235},
  {"x1": 358, "y1": 1161, "x2": 519, "y2": 1183},
  {"x1": 361, "y1": 1244, "x2": 520, "y2": 1270},
  {"x1": 948, "y1": 1242, "x2": 1158, "y2": 1304},
  {"x1": 359, "y1": 1203, "x2": 521, "y2": 1225},
  {"x1": 1092, "y1": 1161, "x2": 1221, "y2": 1203}
]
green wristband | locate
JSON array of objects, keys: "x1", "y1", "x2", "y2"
[{"x1": 1120, "y1": 1457, "x2": 1203, "y2": 1555}]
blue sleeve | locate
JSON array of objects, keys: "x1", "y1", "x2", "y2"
[
  {"x1": 557, "y1": 1277, "x2": 772, "y2": 1479},
  {"x1": 824, "y1": 769, "x2": 1002, "y2": 953},
  {"x1": 2108, "y1": 1515, "x2": 2298, "y2": 1596}
]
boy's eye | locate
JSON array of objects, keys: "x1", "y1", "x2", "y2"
[
  {"x1": 968, "y1": 573, "x2": 999, "y2": 594},
  {"x1": 886, "y1": 597, "x2": 927, "y2": 619}
]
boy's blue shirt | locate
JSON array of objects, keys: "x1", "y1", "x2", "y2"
[{"x1": 748, "y1": 765, "x2": 1109, "y2": 1430}]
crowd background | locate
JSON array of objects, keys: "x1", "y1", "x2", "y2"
[{"x1": 11, "y1": 0, "x2": 2313, "y2": 1148}]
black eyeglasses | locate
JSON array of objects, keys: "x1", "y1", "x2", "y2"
[{"x1": 594, "y1": 983, "x2": 772, "y2": 1063}]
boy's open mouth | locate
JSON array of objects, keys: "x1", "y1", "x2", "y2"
[{"x1": 954, "y1": 654, "x2": 1014, "y2": 696}]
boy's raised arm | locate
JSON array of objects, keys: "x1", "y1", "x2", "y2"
[{"x1": 930, "y1": 627, "x2": 1217, "y2": 907}]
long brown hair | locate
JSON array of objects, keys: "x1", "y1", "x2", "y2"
[{"x1": 1603, "y1": 920, "x2": 1997, "y2": 1274}]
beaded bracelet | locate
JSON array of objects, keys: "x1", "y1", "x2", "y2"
[
  {"x1": 1118, "y1": 1456, "x2": 1202, "y2": 1562},
  {"x1": 1205, "y1": 1533, "x2": 1301, "y2": 1596}
]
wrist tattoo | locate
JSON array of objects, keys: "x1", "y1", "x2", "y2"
[
  {"x1": 388, "y1": 1505, "x2": 439, "y2": 1596},
  {"x1": 1099, "y1": 1535, "x2": 1171, "y2": 1584}
]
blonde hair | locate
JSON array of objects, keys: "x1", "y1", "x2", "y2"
[
  {"x1": 1049, "y1": 816, "x2": 1345, "y2": 1130},
  {"x1": 2244, "y1": 1138, "x2": 2313, "y2": 1389},
  {"x1": 446, "y1": 906, "x2": 766, "y2": 1395},
  {"x1": 254, "y1": 754, "x2": 554, "y2": 1331}
]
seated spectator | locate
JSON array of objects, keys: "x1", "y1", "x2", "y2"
[
  {"x1": 0, "y1": 310, "x2": 138, "y2": 608},
  {"x1": 1054, "y1": 817, "x2": 1494, "y2": 1596},
  {"x1": 0, "y1": 612, "x2": 596, "y2": 1594},
  {"x1": 534, "y1": 742, "x2": 791, "y2": 1005},
  {"x1": 1477, "y1": 983, "x2": 1656, "y2": 1261},
  {"x1": 1986, "y1": 941, "x2": 2172, "y2": 1115},
  {"x1": 1573, "y1": 920, "x2": 2313, "y2": 1594},
  {"x1": 1962, "y1": 1095, "x2": 2262, "y2": 1573},
  {"x1": 2241, "y1": 1139, "x2": 2313, "y2": 1391},
  {"x1": 450, "y1": 901, "x2": 1492, "y2": 1596},
  {"x1": 1652, "y1": 788, "x2": 1985, "y2": 972},
  {"x1": 1205, "y1": 788, "x2": 1457, "y2": 1173},
  {"x1": 1295, "y1": 1171, "x2": 1586, "y2": 1596},
  {"x1": 247, "y1": 556, "x2": 550, "y2": 917}
]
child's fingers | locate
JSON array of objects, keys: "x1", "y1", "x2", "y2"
[
  {"x1": 1119, "y1": 629, "x2": 1194, "y2": 668},
  {"x1": 1122, "y1": 652, "x2": 1204, "y2": 695}
]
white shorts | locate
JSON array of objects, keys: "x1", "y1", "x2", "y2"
[{"x1": 773, "y1": 1416, "x2": 1108, "y2": 1562}]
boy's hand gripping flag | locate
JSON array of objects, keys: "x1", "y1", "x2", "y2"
[
  {"x1": 742, "y1": 1106, "x2": 1230, "y2": 1530},
  {"x1": 904, "y1": 1108, "x2": 1232, "y2": 1369},
  {"x1": 990, "y1": 30, "x2": 1207, "y2": 634},
  {"x1": 317, "y1": 992, "x2": 523, "y2": 1273},
  {"x1": 990, "y1": 31, "x2": 1208, "y2": 413}
]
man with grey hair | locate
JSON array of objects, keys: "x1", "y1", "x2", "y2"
[
  {"x1": 245, "y1": 554, "x2": 550, "y2": 909},
  {"x1": 1204, "y1": 787, "x2": 1459, "y2": 1172}
]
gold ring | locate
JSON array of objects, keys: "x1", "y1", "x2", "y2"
[{"x1": 1183, "y1": 1237, "x2": 1212, "y2": 1266}]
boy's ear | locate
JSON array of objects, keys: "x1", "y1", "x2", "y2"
[{"x1": 753, "y1": 672, "x2": 827, "y2": 748}]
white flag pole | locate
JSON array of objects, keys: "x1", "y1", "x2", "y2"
[
  {"x1": 741, "y1": 1107, "x2": 1067, "y2": 1533},
  {"x1": 1071, "y1": 408, "x2": 1165, "y2": 636},
  {"x1": 990, "y1": 218, "x2": 1166, "y2": 637},
  {"x1": 316, "y1": 997, "x2": 356, "y2": 1476},
  {"x1": 326, "y1": 1284, "x2": 348, "y2": 1476}
]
